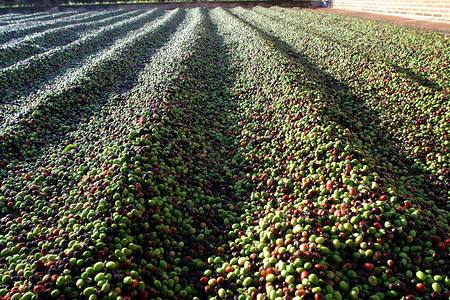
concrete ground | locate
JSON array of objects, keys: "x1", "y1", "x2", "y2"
[{"x1": 315, "y1": 8, "x2": 450, "y2": 35}]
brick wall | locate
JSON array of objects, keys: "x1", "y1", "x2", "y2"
[{"x1": 327, "y1": 0, "x2": 450, "y2": 23}]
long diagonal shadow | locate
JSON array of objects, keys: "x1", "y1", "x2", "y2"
[
  {"x1": 253, "y1": 7, "x2": 445, "y2": 92},
  {"x1": 227, "y1": 9, "x2": 448, "y2": 211}
]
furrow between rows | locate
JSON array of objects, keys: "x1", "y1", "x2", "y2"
[
  {"x1": 0, "y1": 11, "x2": 96, "y2": 43},
  {"x1": 201, "y1": 7, "x2": 449, "y2": 300},
  {"x1": 0, "y1": 11, "x2": 76, "y2": 26},
  {"x1": 0, "y1": 9, "x2": 133, "y2": 69},
  {"x1": 0, "y1": 8, "x2": 243, "y2": 300},
  {"x1": 0, "y1": 9, "x2": 162, "y2": 107},
  {"x1": 0, "y1": 9, "x2": 185, "y2": 164}
]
